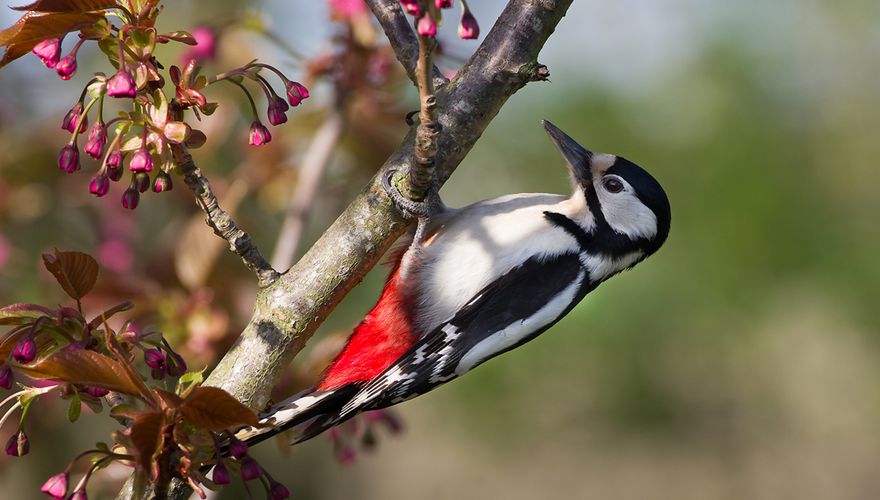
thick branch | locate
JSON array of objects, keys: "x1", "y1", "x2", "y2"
[
  {"x1": 365, "y1": 0, "x2": 447, "y2": 88},
  {"x1": 170, "y1": 144, "x2": 280, "y2": 288}
]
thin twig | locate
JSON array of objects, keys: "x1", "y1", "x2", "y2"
[
  {"x1": 365, "y1": 0, "x2": 448, "y2": 88},
  {"x1": 271, "y1": 110, "x2": 346, "y2": 271},
  {"x1": 170, "y1": 144, "x2": 280, "y2": 288},
  {"x1": 407, "y1": 0, "x2": 441, "y2": 200}
]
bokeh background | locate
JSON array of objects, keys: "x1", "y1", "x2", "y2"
[{"x1": 2, "y1": 0, "x2": 880, "y2": 498}]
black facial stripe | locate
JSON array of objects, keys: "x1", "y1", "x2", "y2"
[
  {"x1": 542, "y1": 211, "x2": 591, "y2": 251},
  {"x1": 544, "y1": 210, "x2": 654, "y2": 259}
]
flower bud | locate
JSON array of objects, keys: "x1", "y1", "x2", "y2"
[
  {"x1": 69, "y1": 490, "x2": 88, "y2": 500},
  {"x1": 134, "y1": 172, "x2": 151, "y2": 193},
  {"x1": 55, "y1": 55, "x2": 77, "y2": 80},
  {"x1": 228, "y1": 435, "x2": 249, "y2": 459},
  {"x1": 284, "y1": 80, "x2": 309, "y2": 106},
  {"x1": 211, "y1": 460, "x2": 231, "y2": 485},
  {"x1": 248, "y1": 121, "x2": 271, "y2": 147},
  {"x1": 33, "y1": 38, "x2": 62, "y2": 68},
  {"x1": 435, "y1": 0, "x2": 452, "y2": 8},
  {"x1": 458, "y1": 4, "x2": 480, "y2": 39},
  {"x1": 107, "y1": 69, "x2": 137, "y2": 98},
  {"x1": 417, "y1": 14, "x2": 437, "y2": 37},
  {"x1": 12, "y1": 336, "x2": 36, "y2": 364},
  {"x1": 400, "y1": 0, "x2": 419, "y2": 16},
  {"x1": 62, "y1": 102, "x2": 87, "y2": 133},
  {"x1": 58, "y1": 143, "x2": 80, "y2": 173},
  {"x1": 152, "y1": 171, "x2": 173, "y2": 193},
  {"x1": 0, "y1": 365, "x2": 13, "y2": 390},
  {"x1": 105, "y1": 148, "x2": 123, "y2": 169},
  {"x1": 268, "y1": 477, "x2": 290, "y2": 499},
  {"x1": 121, "y1": 187, "x2": 140, "y2": 210},
  {"x1": 5, "y1": 429, "x2": 29, "y2": 457},
  {"x1": 83, "y1": 385, "x2": 110, "y2": 398},
  {"x1": 89, "y1": 174, "x2": 110, "y2": 197},
  {"x1": 267, "y1": 99, "x2": 288, "y2": 126},
  {"x1": 239, "y1": 457, "x2": 262, "y2": 481},
  {"x1": 165, "y1": 350, "x2": 186, "y2": 375},
  {"x1": 143, "y1": 349, "x2": 165, "y2": 370},
  {"x1": 129, "y1": 148, "x2": 153, "y2": 172},
  {"x1": 84, "y1": 121, "x2": 107, "y2": 159},
  {"x1": 40, "y1": 472, "x2": 69, "y2": 498}
]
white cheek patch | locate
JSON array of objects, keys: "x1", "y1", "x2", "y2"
[{"x1": 596, "y1": 186, "x2": 658, "y2": 240}]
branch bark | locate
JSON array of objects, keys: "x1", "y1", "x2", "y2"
[{"x1": 119, "y1": 0, "x2": 571, "y2": 497}]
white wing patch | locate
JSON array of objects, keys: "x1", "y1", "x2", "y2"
[{"x1": 455, "y1": 269, "x2": 585, "y2": 375}]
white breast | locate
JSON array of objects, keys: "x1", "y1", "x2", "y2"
[{"x1": 407, "y1": 192, "x2": 588, "y2": 334}]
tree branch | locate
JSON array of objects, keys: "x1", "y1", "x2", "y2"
[
  {"x1": 365, "y1": 0, "x2": 447, "y2": 88},
  {"x1": 170, "y1": 144, "x2": 280, "y2": 288},
  {"x1": 120, "y1": 1, "x2": 572, "y2": 497}
]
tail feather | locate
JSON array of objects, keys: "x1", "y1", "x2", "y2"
[{"x1": 234, "y1": 384, "x2": 360, "y2": 447}]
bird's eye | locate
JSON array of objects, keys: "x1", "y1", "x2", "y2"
[{"x1": 603, "y1": 177, "x2": 625, "y2": 193}]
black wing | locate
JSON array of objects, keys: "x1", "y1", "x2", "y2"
[{"x1": 300, "y1": 252, "x2": 588, "y2": 438}]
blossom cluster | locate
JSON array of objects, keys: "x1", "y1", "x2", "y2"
[
  {"x1": 400, "y1": 0, "x2": 480, "y2": 39},
  {"x1": 26, "y1": 6, "x2": 309, "y2": 210}
]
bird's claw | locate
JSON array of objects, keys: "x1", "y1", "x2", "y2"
[
  {"x1": 381, "y1": 169, "x2": 437, "y2": 218},
  {"x1": 381, "y1": 169, "x2": 440, "y2": 245}
]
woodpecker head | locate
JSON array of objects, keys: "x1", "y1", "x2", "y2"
[{"x1": 543, "y1": 120, "x2": 671, "y2": 261}]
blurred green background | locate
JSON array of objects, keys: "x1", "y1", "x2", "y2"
[{"x1": 1, "y1": 0, "x2": 879, "y2": 499}]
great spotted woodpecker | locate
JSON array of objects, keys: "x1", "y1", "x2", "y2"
[{"x1": 236, "y1": 120, "x2": 671, "y2": 446}]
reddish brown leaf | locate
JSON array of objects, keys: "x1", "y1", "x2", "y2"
[
  {"x1": 0, "y1": 303, "x2": 54, "y2": 326},
  {"x1": 152, "y1": 388, "x2": 184, "y2": 411},
  {"x1": 0, "y1": 11, "x2": 102, "y2": 67},
  {"x1": 41, "y1": 249, "x2": 99, "y2": 300},
  {"x1": 179, "y1": 386, "x2": 259, "y2": 431},
  {"x1": 15, "y1": 349, "x2": 143, "y2": 397},
  {"x1": 129, "y1": 411, "x2": 164, "y2": 471},
  {"x1": 12, "y1": 0, "x2": 118, "y2": 12}
]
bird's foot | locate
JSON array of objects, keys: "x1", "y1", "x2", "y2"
[{"x1": 381, "y1": 168, "x2": 441, "y2": 245}]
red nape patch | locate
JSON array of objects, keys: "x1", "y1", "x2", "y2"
[{"x1": 316, "y1": 267, "x2": 417, "y2": 390}]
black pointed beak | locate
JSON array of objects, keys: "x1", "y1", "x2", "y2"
[{"x1": 543, "y1": 120, "x2": 593, "y2": 184}]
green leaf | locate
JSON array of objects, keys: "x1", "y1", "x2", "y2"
[
  {"x1": 163, "y1": 121, "x2": 190, "y2": 144},
  {"x1": 128, "y1": 27, "x2": 156, "y2": 57},
  {"x1": 41, "y1": 249, "x2": 99, "y2": 300},
  {"x1": 18, "y1": 391, "x2": 37, "y2": 426},
  {"x1": 175, "y1": 367, "x2": 205, "y2": 397},
  {"x1": 0, "y1": 303, "x2": 53, "y2": 326},
  {"x1": 120, "y1": 135, "x2": 143, "y2": 153},
  {"x1": 68, "y1": 391, "x2": 82, "y2": 422}
]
